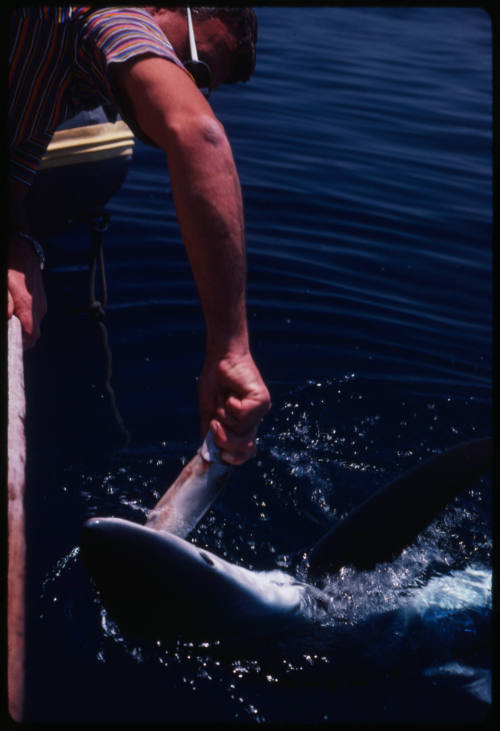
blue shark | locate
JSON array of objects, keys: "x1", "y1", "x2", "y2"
[
  {"x1": 81, "y1": 516, "x2": 310, "y2": 639},
  {"x1": 80, "y1": 437, "x2": 491, "y2": 639}
]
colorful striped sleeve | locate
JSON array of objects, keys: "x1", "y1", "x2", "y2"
[
  {"x1": 9, "y1": 8, "x2": 73, "y2": 187},
  {"x1": 9, "y1": 7, "x2": 193, "y2": 187},
  {"x1": 74, "y1": 7, "x2": 192, "y2": 106}
]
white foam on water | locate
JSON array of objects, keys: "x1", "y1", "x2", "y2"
[
  {"x1": 423, "y1": 663, "x2": 492, "y2": 704},
  {"x1": 407, "y1": 566, "x2": 491, "y2": 616}
]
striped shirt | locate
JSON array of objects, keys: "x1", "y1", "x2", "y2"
[{"x1": 9, "y1": 6, "x2": 190, "y2": 187}]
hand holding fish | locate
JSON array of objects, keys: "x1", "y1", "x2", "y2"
[{"x1": 198, "y1": 350, "x2": 271, "y2": 465}]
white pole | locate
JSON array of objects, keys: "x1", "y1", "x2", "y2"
[{"x1": 8, "y1": 315, "x2": 26, "y2": 722}]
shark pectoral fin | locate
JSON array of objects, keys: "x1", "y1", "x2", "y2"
[
  {"x1": 308, "y1": 437, "x2": 492, "y2": 576},
  {"x1": 145, "y1": 433, "x2": 231, "y2": 537}
]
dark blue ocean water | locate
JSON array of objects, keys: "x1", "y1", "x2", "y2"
[{"x1": 21, "y1": 7, "x2": 491, "y2": 724}]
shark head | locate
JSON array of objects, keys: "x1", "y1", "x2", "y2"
[{"x1": 80, "y1": 517, "x2": 305, "y2": 640}]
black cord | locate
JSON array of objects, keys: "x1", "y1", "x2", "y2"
[{"x1": 88, "y1": 212, "x2": 130, "y2": 449}]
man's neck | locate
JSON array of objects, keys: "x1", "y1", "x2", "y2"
[{"x1": 143, "y1": 7, "x2": 189, "y2": 59}]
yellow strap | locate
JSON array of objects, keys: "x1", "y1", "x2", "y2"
[{"x1": 40, "y1": 120, "x2": 135, "y2": 169}]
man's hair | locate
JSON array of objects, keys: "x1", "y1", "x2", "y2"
[{"x1": 191, "y1": 7, "x2": 258, "y2": 83}]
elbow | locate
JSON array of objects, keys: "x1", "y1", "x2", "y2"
[
  {"x1": 165, "y1": 114, "x2": 230, "y2": 157},
  {"x1": 195, "y1": 116, "x2": 228, "y2": 148}
]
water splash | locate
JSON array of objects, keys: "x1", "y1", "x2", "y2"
[
  {"x1": 409, "y1": 566, "x2": 491, "y2": 617},
  {"x1": 39, "y1": 546, "x2": 80, "y2": 617}
]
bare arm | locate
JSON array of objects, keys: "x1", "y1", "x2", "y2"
[
  {"x1": 8, "y1": 178, "x2": 47, "y2": 349},
  {"x1": 113, "y1": 57, "x2": 270, "y2": 462}
]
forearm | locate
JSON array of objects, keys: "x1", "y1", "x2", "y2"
[
  {"x1": 165, "y1": 118, "x2": 250, "y2": 358},
  {"x1": 8, "y1": 177, "x2": 47, "y2": 347}
]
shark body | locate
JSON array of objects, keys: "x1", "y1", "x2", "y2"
[{"x1": 80, "y1": 437, "x2": 491, "y2": 639}]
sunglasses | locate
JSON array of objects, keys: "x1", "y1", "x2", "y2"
[{"x1": 184, "y1": 7, "x2": 212, "y2": 99}]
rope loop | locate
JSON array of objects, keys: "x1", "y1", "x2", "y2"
[
  {"x1": 88, "y1": 210, "x2": 109, "y2": 314},
  {"x1": 89, "y1": 210, "x2": 110, "y2": 234},
  {"x1": 88, "y1": 301, "x2": 106, "y2": 323}
]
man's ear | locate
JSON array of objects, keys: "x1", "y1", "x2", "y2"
[{"x1": 146, "y1": 7, "x2": 168, "y2": 19}]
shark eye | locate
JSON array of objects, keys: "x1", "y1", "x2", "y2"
[{"x1": 199, "y1": 551, "x2": 215, "y2": 567}]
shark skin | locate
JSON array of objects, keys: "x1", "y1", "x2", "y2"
[
  {"x1": 80, "y1": 517, "x2": 306, "y2": 640},
  {"x1": 145, "y1": 431, "x2": 231, "y2": 538}
]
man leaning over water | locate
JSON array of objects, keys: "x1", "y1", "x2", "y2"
[{"x1": 8, "y1": 6, "x2": 270, "y2": 465}]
